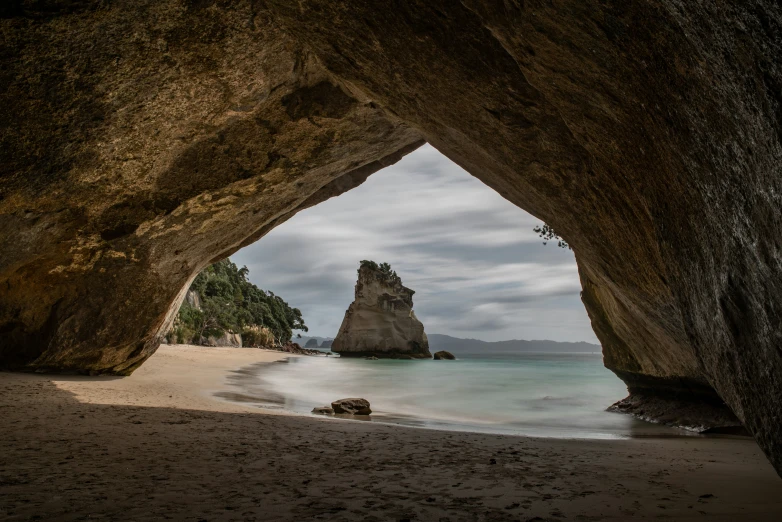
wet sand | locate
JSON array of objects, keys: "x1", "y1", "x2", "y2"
[{"x1": 1, "y1": 345, "x2": 781, "y2": 521}]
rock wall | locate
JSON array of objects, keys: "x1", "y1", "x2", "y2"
[
  {"x1": 0, "y1": 0, "x2": 423, "y2": 374},
  {"x1": 201, "y1": 332, "x2": 242, "y2": 348},
  {"x1": 265, "y1": 0, "x2": 782, "y2": 473},
  {"x1": 332, "y1": 266, "x2": 430, "y2": 359},
  {"x1": 1, "y1": 1, "x2": 782, "y2": 473},
  {"x1": 184, "y1": 290, "x2": 202, "y2": 310}
]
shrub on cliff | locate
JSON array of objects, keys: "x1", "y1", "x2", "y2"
[
  {"x1": 359, "y1": 259, "x2": 397, "y2": 279},
  {"x1": 169, "y1": 259, "x2": 307, "y2": 345},
  {"x1": 359, "y1": 259, "x2": 380, "y2": 271},
  {"x1": 533, "y1": 223, "x2": 570, "y2": 249}
]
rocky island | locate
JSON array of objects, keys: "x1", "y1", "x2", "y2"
[{"x1": 332, "y1": 261, "x2": 430, "y2": 359}]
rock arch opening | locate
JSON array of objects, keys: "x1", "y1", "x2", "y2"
[
  {"x1": 231, "y1": 144, "x2": 595, "y2": 347},
  {"x1": 1, "y1": 0, "x2": 780, "y2": 474},
  {"x1": 213, "y1": 144, "x2": 640, "y2": 438}
]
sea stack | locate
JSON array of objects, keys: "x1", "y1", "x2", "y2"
[{"x1": 332, "y1": 261, "x2": 430, "y2": 359}]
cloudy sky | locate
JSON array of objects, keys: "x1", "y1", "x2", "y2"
[{"x1": 232, "y1": 145, "x2": 598, "y2": 343}]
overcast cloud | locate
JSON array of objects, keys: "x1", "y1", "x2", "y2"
[{"x1": 232, "y1": 145, "x2": 599, "y2": 343}]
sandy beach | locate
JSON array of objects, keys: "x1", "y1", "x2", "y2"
[{"x1": 1, "y1": 345, "x2": 781, "y2": 521}]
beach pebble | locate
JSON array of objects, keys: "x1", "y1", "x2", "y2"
[{"x1": 331, "y1": 398, "x2": 372, "y2": 415}]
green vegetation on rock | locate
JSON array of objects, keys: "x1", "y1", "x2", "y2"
[
  {"x1": 167, "y1": 259, "x2": 307, "y2": 345},
  {"x1": 533, "y1": 223, "x2": 570, "y2": 249},
  {"x1": 359, "y1": 259, "x2": 397, "y2": 278}
]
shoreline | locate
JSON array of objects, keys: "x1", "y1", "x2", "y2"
[
  {"x1": 2, "y1": 345, "x2": 781, "y2": 520},
  {"x1": 221, "y1": 351, "x2": 711, "y2": 442},
  {"x1": 45, "y1": 344, "x2": 302, "y2": 415}
]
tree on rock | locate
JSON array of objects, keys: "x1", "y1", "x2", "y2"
[{"x1": 360, "y1": 259, "x2": 397, "y2": 278}]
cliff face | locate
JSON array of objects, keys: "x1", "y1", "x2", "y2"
[
  {"x1": 0, "y1": 1, "x2": 423, "y2": 374},
  {"x1": 1, "y1": 1, "x2": 782, "y2": 474},
  {"x1": 264, "y1": 0, "x2": 782, "y2": 473},
  {"x1": 332, "y1": 266, "x2": 430, "y2": 359},
  {"x1": 201, "y1": 332, "x2": 242, "y2": 348}
]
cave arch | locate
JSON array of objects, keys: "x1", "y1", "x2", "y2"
[{"x1": 1, "y1": 1, "x2": 781, "y2": 473}]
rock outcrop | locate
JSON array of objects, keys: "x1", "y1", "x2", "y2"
[
  {"x1": 608, "y1": 393, "x2": 745, "y2": 435},
  {"x1": 0, "y1": 2, "x2": 423, "y2": 376},
  {"x1": 433, "y1": 351, "x2": 456, "y2": 361},
  {"x1": 304, "y1": 339, "x2": 320, "y2": 349},
  {"x1": 201, "y1": 332, "x2": 242, "y2": 348},
  {"x1": 184, "y1": 290, "x2": 202, "y2": 310},
  {"x1": 319, "y1": 340, "x2": 333, "y2": 349},
  {"x1": 270, "y1": 342, "x2": 322, "y2": 356},
  {"x1": 331, "y1": 398, "x2": 372, "y2": 415},
  {"x1": 332, "y1": 265, "x2": 430, "y2": 359},
  {"x1": 2, "y1": 1, "x2": 782, "y2": 474}
]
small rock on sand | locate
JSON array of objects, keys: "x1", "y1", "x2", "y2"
[
  {"x1": 311, "y1": 406, "x2": 334, "y2": 415},
  {"x1": 331, "y1": 398, "x2": 372, "y2": 415}
]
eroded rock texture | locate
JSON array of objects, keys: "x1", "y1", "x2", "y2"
[
  {"x1": 332, "y1": 265, "x2": 430, "y2": 359},
  {"x1": 265, "y1": 0, "x2": 782, "y2": 472},
  {"x1": 1, "y1": 1, "x2": 782, "y2": 473},
  {"x1": 0, "y1": 0, "x2": 423, "y2": 373}
]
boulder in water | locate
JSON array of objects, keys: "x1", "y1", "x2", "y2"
[
  {"x1": 331, "y1": 398, "x2": 372, "y2": 415},
  {"x1": 433, "y1": 351, "x2": 456, "y2": 360},
  {"x1": 311, "y1": 406, "x2": 334, "y2": 415}
]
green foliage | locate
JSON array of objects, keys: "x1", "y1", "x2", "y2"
[
  {"x1": 359, "y1": 259, "x2": 379, "y2": 271},
  {"x1": 172, "y1": 259, "x2": 307, "y2": 345},
  {"x1": 533, "y1": 223, "x2": 571, "y2": 249},
  {"x1": 241, "y1": 325, "x2": 275, "y2": 348},
  {"x1": 359, "y1": 259, "x2": 397, "y2": 278}
]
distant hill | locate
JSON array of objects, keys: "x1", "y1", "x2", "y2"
[
  {"x1": 427, "y1": 333, "x2": 601, "y2": 356},
  {"x1": 296, "y1": 335, "x2": 334, "y2": 351}
]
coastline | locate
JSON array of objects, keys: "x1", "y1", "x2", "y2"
[
  {"x1": 47, "y1": 344, "x2": 301, "y2": 415},
  {"x1": 2, "y1": 345, "x2": 781, "y2": 520},
  {"x1": 224, "y1": 351, "x2": 695, "y2": 441}
]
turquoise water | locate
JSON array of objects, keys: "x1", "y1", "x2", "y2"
[{"x1": 223, "y1": 353, "x2": 683, "y2": 439}]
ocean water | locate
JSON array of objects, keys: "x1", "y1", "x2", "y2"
[{"x1": 220, "y1": 352, "x2": 685, "y2": 439}]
